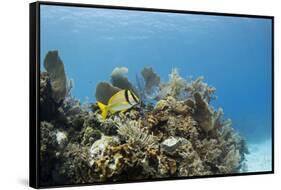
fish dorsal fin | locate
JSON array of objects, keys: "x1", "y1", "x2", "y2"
[{"x1": 108, "y1": 90, "x2": 126, "y2": 105}]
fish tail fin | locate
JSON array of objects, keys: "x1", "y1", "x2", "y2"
[{"x1": 97, "y1": 101, "x2": 108, "y2": 120}]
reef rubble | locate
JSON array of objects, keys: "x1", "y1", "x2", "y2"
[{"x1": 39, "y1": 51, "x2": 248, "y2": 186}]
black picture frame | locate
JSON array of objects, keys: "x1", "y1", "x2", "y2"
[{"x1": 29, "y1": 1, "x2": 274, "y2": 188}]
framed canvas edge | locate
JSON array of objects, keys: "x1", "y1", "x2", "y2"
[
  {"x1": 30, "y1": 1, "x2": 40, "y2": 189},
  {"x1": 29, "y1": 1, "x2": 275, "y2": 189}
]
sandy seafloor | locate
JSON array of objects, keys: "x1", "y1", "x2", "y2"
[{"x1": 245, "y1": 139, "x2": 272, "y2": 172}]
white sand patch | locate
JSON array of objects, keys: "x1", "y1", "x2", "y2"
[{"x1": 245, "y1": 138, "x2": 272, "y2": 172}]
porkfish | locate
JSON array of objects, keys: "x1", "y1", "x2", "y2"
[{"x1": 97, "y1": 89, "x2": 139, "y2": 120}]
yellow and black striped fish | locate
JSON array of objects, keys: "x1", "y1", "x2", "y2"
[{"x1": 97, "y1": 89, "x2": 139, "y2": 120}]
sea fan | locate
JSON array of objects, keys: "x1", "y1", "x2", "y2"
[{"x1": 135, "y1": 71, "x2": 159, "y2": 106}]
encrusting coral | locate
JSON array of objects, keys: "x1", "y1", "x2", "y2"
[{"x1": 39, "y1": 51, "x2": 248, "y2": 186}]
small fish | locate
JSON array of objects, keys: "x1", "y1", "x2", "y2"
[{"x1": 97, "y1": 89, "x2": 139, "y2": 120}]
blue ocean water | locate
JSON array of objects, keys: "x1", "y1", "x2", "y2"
[{"x1": 40, "y1": 5, "x2": 272, "y2": 169}]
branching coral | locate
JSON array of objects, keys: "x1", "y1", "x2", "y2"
[
  {"x1": 168, "y1": 68, "x2": 187, "y2": 98},
  {"x1": 157, "y1": 69, "x2": 216, "y2": 104},
  {"x1": 186, "y1": 76, "x2": 216, "y2": 103}
]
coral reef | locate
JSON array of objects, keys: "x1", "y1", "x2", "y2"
[{"x1": 39, "y1": 53, "x2": 248, "y2": 185}]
